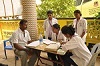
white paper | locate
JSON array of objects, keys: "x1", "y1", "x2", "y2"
[
  {"x1": 43, "y1": 39, "x2": 56, "y2": 44},
  {"x1": 57, "y1": 49, "x2": 66, "y2": 55},
  {"x1": 26, "y1": 41, "x2": 40, "y2": 47},
  {"x1": 45, "y1": 42, "x2": 60, "y2": 51}
]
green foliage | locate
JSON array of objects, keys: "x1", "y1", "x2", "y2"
[
  {"x1": 95, "y1": 12, "x2": 100, "y2": 19},
  {"x1": 37, "y1": 0, "x2": 76, "y2": 19}
]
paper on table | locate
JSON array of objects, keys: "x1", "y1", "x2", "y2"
[
  {"x1": 43, "y1": 39, "x2": 56, "y2": 44},
  {"x1": 45, "y1": 42, "x2": 60, "y2": 52},
  {"x1": 57, "y1": 49, "x2": 66, "y2": 55},
  {"x1": 26, "y1": 41, "x2": 40, "y2": 48}
]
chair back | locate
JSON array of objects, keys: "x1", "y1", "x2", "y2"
[
  {"x1": 91, "y1": 43, "x2": 100, "y2": 54},
  {"x1": 87, "y1": 49, "x2": 100, "y2": 66}
]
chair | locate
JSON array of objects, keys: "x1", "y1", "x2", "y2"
[
  {"x1": 87, "y1": 43, "x2": 100, "y2": 66},
  {"x1": 91, "y1": 43, "x2": 100, "y2": 54},
  {"x1": 87, "y1": 49, "x2": 100, "y2": 66},
  {"x1": 3, "y1": 40, "x2": 13, "y2": 59},
  {"x1": 15, "y1": 55, "x2": 19, "y2": 66},
  {"x1": 4, "y1": 39, "x2": 19, "y2": 66}
]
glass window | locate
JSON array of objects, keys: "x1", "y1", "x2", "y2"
[
  {"x1": 75, "y1": 0, "x2": 82, "y2": 6},
  {"x1": 4, "y1": 0, "x2": 13, "y2": 16},
  {"x1": 0, "y1": 0, "x2": 5, "y2": 16},
  {"x1": 12, "y1": 0, "x2": 22, "y2": 15},
  {"x1": 0, "y1": 0, "x2": 22, "y2": 17},
  {"x1": 83, "y1": 0, "x2": 92, "y2": 3}
]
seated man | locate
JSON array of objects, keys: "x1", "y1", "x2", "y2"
[{"x1": 11, "y1": 19, "x2": 39, "y2": 66}]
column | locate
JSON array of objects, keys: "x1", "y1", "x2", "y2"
[{"x1": 21, "y1": 0, "x2": 38, "y2": 41}]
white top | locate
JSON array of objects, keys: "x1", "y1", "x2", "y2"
[
  {"x1": 73, "y1": 17, "x2": 87, "y2": 42},
  {"x1": 11, "y1": 28, "x2": 31, "y2": 47},
  {"x1": 52, "y1": 30, "x2": 67, "y2": 42},
  {"x1": 44, "y1": 18, "x2": 58, "y2": 39},
  {"x1": 62, "y1": 35, "x2": 92, "y2": 66}
]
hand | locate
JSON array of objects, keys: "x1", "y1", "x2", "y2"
[
  {"x1": 24, "y1": 48, "x2": 32, "y2": 56},
  {"x1": 60, "y1": 42, "x2": 66, "y2": 45}
]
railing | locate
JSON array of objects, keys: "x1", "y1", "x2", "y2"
[{"x1": 0, "y1": 18, "x2": 100, "y2": 45}]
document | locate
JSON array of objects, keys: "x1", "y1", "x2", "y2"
[
  {"x1": 26, "y1": 40, "x2": 40, "y2": 48},
  {"x1": 43, "y1": 39, "x2": 56, "y2": 44},
  {"x1": 45, "y1": 42, "x2": 60, "y2": 52}
]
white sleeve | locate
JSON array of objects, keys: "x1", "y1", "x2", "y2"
[
  {"x1": 62, "y1": 34, "x2": 67, "y2": 42},
  {"x1": 62, "y1": 39, "x2": 78, "y2": 51},
  {"x1": 12, "y1": 32, "x2": 18, "y2": 44},
  {"x1": 56, "y1": 19, "x2": 58, "y2": 24},
  {"x1": 73, "y1": 19, "x2": 76, "y2": 28},
  {"x1": 83, "y1": 19, "x2": 87, "y2": 32},
  {"x1": 53, "y1": 19, "x2": 58, "y2": 25}
]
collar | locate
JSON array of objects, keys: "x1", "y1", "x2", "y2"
[
  {"x1": 47, "y1": 18, "x2": 54, "y2": 21},
  {"x1": 57, "y1": 30, "x2": 61, "y2": 36},
  {"x1": 18, "y1": 28, "x2": 26, "y2": 33},
  {"x1": 75, "y1": 17, "x2": 83, "y2": 21}
]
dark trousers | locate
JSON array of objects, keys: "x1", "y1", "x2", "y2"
[
  {"x1": 60, "y1": 52, "x2": 78, "y2": 66},
  {"x1": 48, "y1": 53, "x2": 58, "y2": 66}
]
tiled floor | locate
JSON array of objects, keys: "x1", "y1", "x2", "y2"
[{"x1": 0, "y1": 40, "x2": 100, "y2": 66}]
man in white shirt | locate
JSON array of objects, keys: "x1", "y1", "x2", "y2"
[
  {"x1": 61, "y1": 25, "x2": 92, "y2": 66},
  {"x1": 73, "y1": 10, "x2": 87, "y2": 42},
  {"x1": 11, "y1": 19, "x2": 39, "y2": 66},
  {"x1": 44, "y1": 10, "x2": 58, "y2": 40}
]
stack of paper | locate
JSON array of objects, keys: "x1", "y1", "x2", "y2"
[
  {"x1": 57, "y1": 49, "x2": 66, "y2": 55},
  {"x1": 26, "y1": 41, "x2": 40, "y2": 48},
  {"x1": 45, "y1": 42, "x2": 60, "y2": 52},
  {"x1": 43, "y1": 39, "x2": 56, "y2": 44}
]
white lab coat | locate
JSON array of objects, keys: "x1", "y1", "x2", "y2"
[
  {"x1": 73, "y1": 17, "x2": 87, "y2": 42},
  {"x1": 62, "y1": 34, "x2": 92, "y2": 66},
  {"x1": 44, "y1": 18, "x2": 58, "y2": 39},
  {"x1": 52, "y1": 30, "x2": 67, "y2": 42}
]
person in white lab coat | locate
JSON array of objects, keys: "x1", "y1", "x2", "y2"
[
  {"x1": 48, "y1": 24, "x2": 67, "y2": 66},
  {"x1": 44, "y1": 10, "x2": 58, "y2": 40},
  {"x1": 61, "y1": 25, "x2": 92, "y2": 66},
  {"x1": 52, "y1": 24, "x2": 67, "y2": 42},
  {"x1": 73, "y1": 10, "x2": 87, "y2": 42}
]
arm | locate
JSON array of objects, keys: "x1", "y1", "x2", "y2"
[
  {"x1": 73, "y1": 19, "x2": 76, "y2": 28},
  {"x1": 12, "y1": 32, "x2": 28, "y2": 51},
  {"x1": 59, "y1": 34, "x2": 67, "y2": 44},
  {"x1": 13, "y1": 43, "x2": 27, "y2": 51},
  {"x1": 81, "y1": 19, "x2": 87, "y2": 38},
  {"x1": 62, "y1": 39, "x2": 78, "y2": 52}
]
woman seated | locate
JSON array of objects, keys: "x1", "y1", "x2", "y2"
[
  {"x1": 61, "y1": 25, "x2": 92, "y2": 66},
  {"x1": 48, "y1": 24, "x2": 67, "y2": 66}
]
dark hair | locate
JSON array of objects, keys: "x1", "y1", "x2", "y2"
[
  {"x1": 19, "y1": 19, "x2": 27, "y2": 25},
  {"x1": 74, "y1": 10, "x2": 82, "y2": 16},
  {"x1": 52, "y1": 24, "x2": 60, "y2": 29},
  {"x1": 61, "y1": 25, "x2": 75, "y2": 36},
  {"x1": 47, "y1": 10, "x2": 53, "y2": 14}
]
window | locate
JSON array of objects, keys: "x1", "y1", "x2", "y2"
[
  {"x1": 75, "y1": 0, "x2": 82, "y2": 6},
  {"x1": 0, "y1": 0, "x2": 22, "y2": 17},
  {"x1": 83, "y1": 0, "x2": 92, "y2": 3}
]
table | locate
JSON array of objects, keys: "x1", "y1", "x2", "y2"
[{"x1": 26, "y1": 43, "x2": 66, "y2": 66}]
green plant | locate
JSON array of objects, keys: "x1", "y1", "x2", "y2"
[{"x1": 37, "y1": 0, "x2": 76, "y2": 19}]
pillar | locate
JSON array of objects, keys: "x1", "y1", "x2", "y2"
[{"x1": 21, "y1": 0, "x2": 38, "y2": 41}]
